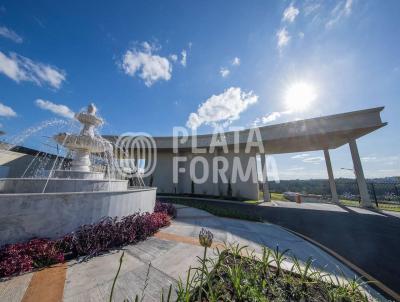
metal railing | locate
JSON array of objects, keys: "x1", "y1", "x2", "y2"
[{"x1": 268, "y1": 180, "x2": 400, "y2": 207}]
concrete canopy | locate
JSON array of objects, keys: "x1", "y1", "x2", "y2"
[{"x1": 105, "y1": 107, "x2": 386, "y2": 154}]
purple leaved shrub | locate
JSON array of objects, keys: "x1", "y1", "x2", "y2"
[
  {"x1": 60, "y1": 212, "x2": 170, "y2": 257},
  {"x1": 0, "y1": 239, "x2": 64, "y2": 277},
  {"x1": 154, "y1": 201, "x2": 177, "y2": 218},
  {"x1": 0, "y1": 203, "x2": 176, "y2": 278}
]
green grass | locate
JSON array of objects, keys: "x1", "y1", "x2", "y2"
[
  {"x1": 162, "y1": 198, "x2": 263, "y2": 222},
  {"x1": 339, "y1": 199, "x2": 360, "y2": 207},
  {"x1": 242, "y1": 199, "x2": 263, "y2": 205},
  {"x1": 258, "y1": 192, "x2": 288, "y2": 202},
  {"x1": 340, "y1": 199, "x2": 400, "y2": 212},
  {"x1": 271, "y1": 192, "x2": 288, "y2": 201},
  {"x1": 378, "y1": 203, "x2": 400, "y2": 212}
]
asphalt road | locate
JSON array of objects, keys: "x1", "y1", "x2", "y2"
[{"x1": 160, "y1": 197, "x2": 400, "y2": 300}]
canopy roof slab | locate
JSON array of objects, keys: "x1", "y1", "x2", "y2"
[{"x1": 105, "y1": 107, "x2": 386, "y2": 154}]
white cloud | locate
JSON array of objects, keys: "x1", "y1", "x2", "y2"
[
  {"x1": 290, "y1": 153, "x2": 323, "y2": 163},
  {"x1": 141, "y1": 41, "x2": 153, "y2": 53},
  {"x1": 255, "y1": 112, "x2": 281, "y2": 125},
  {"x1": 35, "y1": 99, "x2": 74, "y2": 119},
  {"x1": 121, "y1": 42, "x2": 172, "y2": 87},
  {"x1": 361, "y1": 155, "x2": 399, "y2": 165},
  {"x1": 302, "y1": 156, "x2": 324, "y2": 164},
  {"x1": 186, "y1": 87, "x2": 258, "y2": 130},
  {"x1": 180, "y1": 49, "x2": 187, "y2": 67},
  {"x1": 0, "y1": 26, "x2": 23, "y2": 43},
  {"x1": 361, "y1": 156, "x2": 377, "y2": 162},
  {"x1": 291, "y1": 153, "x2": 310, "y2": 159},
  {"x1": 262, "y1": 112, "x2": 282, "y2": 123},
  {"x1": 344, "y1": 0, "x2": 353, "y2": 15},
  {"x1": 0, "y1": 102, "x2": 16, "y2": 117},
  {"x1": 326, "y1": 0, "x2": 353, "y2": 28},
  {"x1": 0, "y1": 51, "x2": 66, "y2": 89},
  {"x1": 232, "y1": 57, "x2": 240, "y2": 66},
  {"x1": 276, "y1": 27, "x2": 290, "y2": 50},
  {"x1": 169, "y1": 54, "x2": 178, "y2": 62},
  {"x1": 220, "y1": 67, "x2": 230, "y2": 78},
  {"x1": 303, "y1": 1, "x2": 321, "y2": 16},
  {"x1": 251, "y1": 110, "x2": 291, "y2": 127},
  {"x1": 298, "y1": 32, "x2": 305, "y2": 39},
  {"x1": 287, "y1": 166, "x2": 305, "y2": 171},
  {"x1": 282, "y1": 4, "x2": 300, "y2": 23}
]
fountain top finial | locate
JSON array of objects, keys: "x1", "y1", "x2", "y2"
[
  {"x1": 87, "y1": 103, "x2": 97, "y2": 115},
  {"x1": 53, "y1": 101, "x2": 112, "y2": 163},
  {"x1": 73, "y1": 103, "x2": 103, "y2": 127}
]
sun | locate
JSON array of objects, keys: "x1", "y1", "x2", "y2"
[{"x1": 284, "y1": 82, "x2": 317, "y2": 112}]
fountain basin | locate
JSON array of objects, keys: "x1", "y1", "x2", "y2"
[
  {"x1": 0, "y1": 187, "x2": 156, "y2": 245},
  {"x1": 75, "y1": 111, "x2": 103, "y2": 126},
  {"x1": 51, "y1": 170, "x2": 106, "y2": 180},
  {"x1": 53, "y1": 133, "x2": 112, "y2": 153},
  {"x1": 0, "y1": 178, "x2": 128, "y2": 193}
]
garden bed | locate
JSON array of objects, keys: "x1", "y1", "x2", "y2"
[
  {"x1": 191, "y1": 247, "x2": 370, "y2": 301},
  {"x1": 113, "y1": 239, "x2": 372, "y2": 301},
  {"x1": 0, "y1": 202, "x2": 176, "y2": 278}
]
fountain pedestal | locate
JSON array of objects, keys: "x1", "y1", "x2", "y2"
[
  {"x1": 70, "y1": 149, "x2": 91, "y2": 172},
  {"x1": 53, "y1": 103, "x2": 112, "y2": 179}
]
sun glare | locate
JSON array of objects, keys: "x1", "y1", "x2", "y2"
[{"x1": 285, "y1": 82, "x2": 317, "y2": 112}]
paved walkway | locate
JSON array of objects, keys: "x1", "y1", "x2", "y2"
[
  {"x1": 0, "y1": 205, "x2": 385, "y2": 301},
  {"x1": 162, "y1": 197, "x2": 400, "y2": 299}
]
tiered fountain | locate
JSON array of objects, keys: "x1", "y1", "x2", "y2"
[{"x1": 0, "y1": 104, "x2": 156, "y2": 246}]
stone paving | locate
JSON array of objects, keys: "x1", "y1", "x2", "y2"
[{"x1": 0, "y1": 205, "x2": 385, "y2": 301}]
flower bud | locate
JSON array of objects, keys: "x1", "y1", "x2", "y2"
[{"x1": 198, "y1": 228, "x2": 213, "y2": 248}]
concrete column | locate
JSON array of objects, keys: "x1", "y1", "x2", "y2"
[
  {"x1": 260, "y1": 154, "x2": 271, "y2": 202},
  {"x1": 323, "y1": 149, "x2": 339, "y2": 203},
  {"x1": 349, "y1": 139, "x2": 373, "y2": 208}
]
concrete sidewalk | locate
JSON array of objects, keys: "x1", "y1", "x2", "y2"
[{"x1": 0, "y1": 205, "x2": 385, "y2": 301}]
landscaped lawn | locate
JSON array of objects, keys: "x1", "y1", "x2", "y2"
[
  {"x1": 243, "y1": 199, "x2": 263, "y2": 204},
  {"x1": 258, "y1": 192, "x2": 288, "y2": 202},
  {"x1": 162, "y1": 198, "x2": 263, "y2": 221},
  {"x1": 271, "y1": 192, "x2": 288, "y2": 201},
  {"x1": 340, "y1": 199, "x2": 400, "y2": 212}
]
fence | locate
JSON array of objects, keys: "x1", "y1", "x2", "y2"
[{"x1": 268, "y1": 180, "x2": 400, "y2": 207}]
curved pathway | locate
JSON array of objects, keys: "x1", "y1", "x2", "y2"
[
  {"x1": 0, "y1": 205, "x2": 384, "y2": 301},
  {"x1": 161, "y1": 197, "x2": 400, "y2": 300}
]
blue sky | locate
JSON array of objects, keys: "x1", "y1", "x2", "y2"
[{"x1": 0, "y1": 0, "x2": 399, "y2": 179}]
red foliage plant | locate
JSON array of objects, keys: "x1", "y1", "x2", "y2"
[
  {"x1": 60, "y1": 212, "x2": 170, "y2": 257},
  {"x1": 0, "y1": 239, "x2": 64, "y2": 277},
  {"x1": 154, "y1": 201, "x2": 177, "y2": 218},
  {"x1": 0, "y1": 203, "x2": 175, "y2": 278}
]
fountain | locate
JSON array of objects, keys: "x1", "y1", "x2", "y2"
[
  {"x1": 53, "y1": 103, "x2": 112, "y2": 179},
  {"x1": 0, "y1": 104, "x2": 156, "y2": 246}
]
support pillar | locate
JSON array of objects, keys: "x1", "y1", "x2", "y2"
[
  {"x1": 349, "y1": 139, "x2": 373, "y2": 208},
  {"x1": 260, "y1": 154, "x2": 271, "y2": 202},
  {"x1": 323, "y1": 149, "x2": 339, "y2": 203}
]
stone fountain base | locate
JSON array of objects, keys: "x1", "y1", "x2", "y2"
[
  {"x1": 0, "y1": 178, "x2": 128, "y2": 193},
  {"x1": 0, "y1": 187, "x2": 156, "y2": 245}
]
